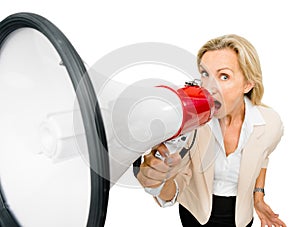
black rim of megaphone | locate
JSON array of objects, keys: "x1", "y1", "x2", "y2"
[{"x1": 0, "y1": 12, "x2": 110, "y2": 227}]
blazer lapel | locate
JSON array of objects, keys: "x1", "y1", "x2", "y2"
[
  {"x1": 237, "y1": 124, "x2": 265, "y2": 200},
  {"x1": 193, "y1": 125, "x2": 215, "y2": 195}
]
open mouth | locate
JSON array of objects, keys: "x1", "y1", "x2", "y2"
[{"x1": 214, "y1": 100, "x2": 222, "y2": 110}]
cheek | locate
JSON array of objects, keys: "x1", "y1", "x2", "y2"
[
  {"x1": 220, "y1": 81, "x2": 245, "y2": 97},
  {"x1": 219, "y1": 85, "x2": 244, "y2": 109}
]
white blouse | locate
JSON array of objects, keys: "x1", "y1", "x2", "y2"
[{"x1": 208, "y1": 97, "x2": 265, "y2": 196}]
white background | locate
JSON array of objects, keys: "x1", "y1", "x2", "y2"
[{"x1": 1, "y1": 1, "x2": 299, "y2": 226}]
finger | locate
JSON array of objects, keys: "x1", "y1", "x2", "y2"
[
  {"x1": 137, "y1": 170, "x2": 164, "y2": 188},
  {"x1": 165, "y1": 152, "x2": 182, "y2": 167},
  {"x1": 144, "y1": 152, "x2": 170, "y2": 173},
  {"x1": 139, "y1": 163, "x2": 167, "y2": 181},
  {"x1": 152, "y1": 143, "x2": 183, "y2": 168},
  {"x1": 274, "y1": 218, "x2": 287, "y2": 227},
  {"x1": 153, "y1": 143, "x2": 170, "y2": 158},
  {"x1": 281, "y1": 220, "x2": 287, "y2": 227}
]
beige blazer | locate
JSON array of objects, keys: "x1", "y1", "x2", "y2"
[{"x1": 175, "y1": 106, "x2": 283, "y2": 227}]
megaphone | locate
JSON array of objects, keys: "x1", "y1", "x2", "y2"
[
  {"x1": 82, "y1": 75, "x2": 215, "y2": 184},
  {"x1": 0, "y1": 13, "x2": 215, "y2": 227}
]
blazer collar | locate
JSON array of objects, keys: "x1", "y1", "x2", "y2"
[{"x1": 244, "y1": 97, "x2": 265, "y2": 128}]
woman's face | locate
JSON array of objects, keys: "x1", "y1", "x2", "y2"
[{"x1": 199, "y1": 48, "x2": 253, "y2": 119}]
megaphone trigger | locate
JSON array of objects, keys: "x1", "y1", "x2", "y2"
[
  {"x1": 164, "y1": 133, "x2": 191, "y2": 154},
  {"x1": 153, "y1": 132, "x2": 191, "y2": 161}
]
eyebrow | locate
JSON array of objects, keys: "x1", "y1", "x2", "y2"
[
  {"x1": 199, "y1": 64, "x2": 234, "y2": 74},
  {"x1": 217, "y1": 67, "x2": 234, "y2": 73},
  {"x1": 199, "y1": 64, "x2": 209, "y2": 70}
]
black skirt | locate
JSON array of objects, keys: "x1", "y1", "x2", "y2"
[{"x1": 179, "y1": 195, "x2": 253, "y2": 227}]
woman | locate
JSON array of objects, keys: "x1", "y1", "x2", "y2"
[{"x1": 137, "y1": 34, "x2": 286, "y2": 227}]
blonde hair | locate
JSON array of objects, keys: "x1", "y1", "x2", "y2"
[{"x1": 197, "y1": 34, "x2": 264, "y2": 105}]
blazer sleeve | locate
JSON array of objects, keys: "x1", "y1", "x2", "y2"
[
  {"x1": 261, "y1": 108, "x2": 284, "y2": 168},
  {"x1": 175, "y1": 156, "x2": 192, "y2": 196},
  {"x1": 173, "y1": 134, "x2": 195, "y2": 196}
]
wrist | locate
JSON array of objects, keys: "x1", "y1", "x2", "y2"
[
  {"x1": 253, "y1": 187, "x2": 265, "y2": 203},
  {"x1": 159, "y1": 178, "x2": 178, "y2": 201},
  {"x1": 253, "y1": 187, "x2": 265, "y2": 195},
  {"x1": 155, "y1": 179, "x2": 179, "y2": 207}
]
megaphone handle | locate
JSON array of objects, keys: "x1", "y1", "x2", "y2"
[
  {"x1": 153, "y1": 133, "x2": 191, "y2": 161},
  {"x1": 163, "y1": 133, "x2": 191, "y2": 155},
  {"x1": 144, "y1": 133, "x2": 191, "y2": 196}
]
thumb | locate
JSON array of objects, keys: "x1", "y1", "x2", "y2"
[{"x1": 152, "y1": 143, "x2": 170, "y2": 160}]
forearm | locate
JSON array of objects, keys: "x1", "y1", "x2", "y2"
[{"x1": 254, "y1": 168, "x2": 267, "y2": 203}]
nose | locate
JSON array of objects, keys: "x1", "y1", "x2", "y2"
[
  {"x1": 208, "y1": 87, "x2": 218, "y2": 95},
  {"x1": 202, "y1": 79, "x2": 218, "y2": 95}
]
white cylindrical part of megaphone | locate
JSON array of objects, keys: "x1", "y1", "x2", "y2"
[
  {"x1": 38, "y1": 110, "x2": 87, "y2": 163},
  {"x1": 100, "y1": 80, "x2": 184, "y2": 184}
]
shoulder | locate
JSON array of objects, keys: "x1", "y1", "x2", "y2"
[
  {"x1": 257, "y1": 105, "x2": 283, "y2": 127},
  {"x1": 257, "y1": 105, "x2": 284, "y2": 142}
]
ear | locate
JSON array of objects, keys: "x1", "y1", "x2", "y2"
[{"x1": 244, "y1": 80, "x2": 255, "y2": 94}]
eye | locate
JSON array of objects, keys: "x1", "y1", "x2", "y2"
[
  {"x1": 200, "y1": 70, "x2": 209, "y2": 78},
  {"x1": 220, "y1": 74, "x2": 229, "y2": 80}
]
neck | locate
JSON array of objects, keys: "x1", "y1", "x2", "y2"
[{"x1": 219, "y1": 101, "x2": 245, "y2": 128}]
